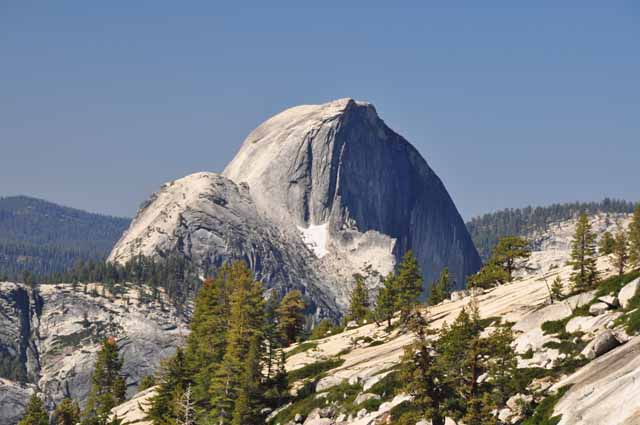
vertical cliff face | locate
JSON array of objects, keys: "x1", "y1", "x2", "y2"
[{"x1": 223, "y1": 98, "x2": 481, "y2": 291}]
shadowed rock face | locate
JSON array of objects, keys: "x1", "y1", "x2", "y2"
[
  {"x1": 110, "y1": 98, "x2": 480, "y2": 315},
  {"x1": 224, "y1": 98, "x2": 481, "y2": 292}
]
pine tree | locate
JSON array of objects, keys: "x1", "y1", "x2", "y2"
[
  {"x1": 599, "y1": 231, "x2": 616, "y2": 255},
  {"x1": 18, "y1": 394, "x2": 49, "y2": 425},
  {"x1": 629, "y1": 205, "x2": 640, "y2": 268},
  {"x1": 82, "y1": 337, "x2": 126, "y2": 425},
  {"x1": 428, "y1": 267, "x2": 452, "y2": 306},
  {"x1": 53, "y1": 398, "x2": 80, "y2": 425},
  {"x1": 550, "y1": 276, "x2": 564, "y2": 302},
  {"x1": 375, "y1": 273, "x2": 397, "y2": 328},
  {"x1": 209, "y1": 263, "x2": 265, "y2": 425},
  {"x1": 612, "y1": 229, "x2": 629, "y2": 277},
  {"x1": 185, "y1": 267, "x2": 233, "y2": 407},
  {"x1": 569, "y1": 213, "x2": 599, "y2": 292},
  {"x1": 394, "y1": 251, "x2": 423, "y2": 322},
  {"x1": 348, "y1": 276, "x2": 370, "y2": 323},
  {"x1": 489, "y1": 236, "x2": 531, "y2": 282},
  {"x1": 484, "y1": 326, "x2": 517, "y2": 412},
  {"x1": 276, "y1": 290, "x2": 306, "y2": 346},
  {"x1": 400, "y1": 312, "x2": 452, "y2": 425},
  {"x1": 467, "y1": 263, "x2": 509, "y2": 289},
  {"x1": 148, "y1": 348, "x2": 190, "y2": 425}
]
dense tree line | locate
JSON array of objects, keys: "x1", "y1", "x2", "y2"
[
  {"x1": 467, "y1": 198, "x2": 636, "y2": 260},
  {"x1": 0, "y1": 196, "x2": 129, "y2": 280}
]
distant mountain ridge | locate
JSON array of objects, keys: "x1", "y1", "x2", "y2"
[
  {"x1": 0, "y1": 196, "x2": 130, "y2": 279},
  {"x1": 466, "y1": 198, "x2": 637, "y2": 261}
]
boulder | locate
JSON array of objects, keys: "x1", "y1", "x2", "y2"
[
  {"x1": 450, "y1": 290, "x2": 468, "y2": 302},
  {"x1": 355, "y1": 393, "x2": 380, "y2": 405},
  {"x1": 506, "y1": 393, "x2": 533, "y2": 413},
  {"x1": 597, "y1": 295, "x2": 619, "y2": 308},
  {"x1": 589, "y1": 302, "x2": 610, "y2": 316},
  {"x1": 315, "y1": 375, "x2": 344, "y2": 392},
  {"x1": 565, "y1": 312, "x2": 622, "y2": 334},
  {"x1": 618, "y1": 278, "x2": 640, "y2": 309},
  {"x1": 581, "y1": 330, "x2": 624, "y2": 360}
]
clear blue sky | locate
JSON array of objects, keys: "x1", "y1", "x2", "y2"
[{"x1": 1, "y1": 2, "x2": 638, "y2": 219}]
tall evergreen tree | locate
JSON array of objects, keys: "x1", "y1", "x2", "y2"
[
  {"x1": 209, "y1": 263, "x2": 265, "y2": 425},
  {"x1": 428, "y1": 267, "x2": 452, "y2": 306},
  {"x1": 488, "y1": 236, "x2": 531, "y2": 282},
  {"x1": 629, "y1": 205, "x2": 640, "y2": 268},
  {"x1": 550, "y1": 276, "x2": 564, "y2": 302},
  {"x1": 276, "y1": 290, "x2": 306, "y2": 346},
  {"x1": 148, "y1": 348, "x2": 191, "y2": 425},
  {"x1": 612, "y1": 229, "x2": 629, "y2": 277},
  {"x1": 348, "y1": 276, "x2": 370, "y2": 323},
  {"x1": 82, "y1": 337, "x2": 126, "y2": 425},
  {"x1": 53, "y1": 398, "x2": 81, "y2": 425},
  {"x1": 18, "y1": 394, "x2": 49, "y2": 425},
  {"x1": 599, "y1": 231, "x2": 616, "y2": 255},
  {"x1": 568, "y1": 213, "x2": 599, "y2": 292},
  {"x1": 400, "y1": 312, "x2": 452, "y2": 425},
  {"x1": 394, "y1": 251, "x2": 423, "y2": 322},
  {"x1": 375, "y1": 273, "x2": 397, "y2": 328},
  {"x1": 185, "y1": 269, "x2": 233, "y2": 407}
]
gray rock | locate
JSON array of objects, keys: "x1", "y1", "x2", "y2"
[
  {"x1": 355, "y1": 392, "x2": 380, "y2": 405},
  {"x1": 618, "y1": 278, "x2": 640, "y2": 309},
  {"x1": 581, "y1": 330, "x2": 624, "y2": 360},
  {"x1": 450, "y1": 290, "x2": 468, "y2": 302},
  {"x1": 589, "y1": 302, "x2": 610, "y2": 316},
  {"x1": 597, "y1": 295, "x2": 619, "y2": 308},
  {"x1": 0, "y1": 282, "x2": 187, "y2": 424},
  {"x1": 506, "y1": 393, "x2": 533, "y2": 413},
  {"x1": 222, "y1": 98, "x2": 482, "y2": 300},
  {"x1": 0, "y1": 379, "x2": 35, "y2": 425}
]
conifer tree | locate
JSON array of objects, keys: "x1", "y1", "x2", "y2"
[
  {"x1": 599, "y1": 231, "x2": 616, "y2": 255},
  {"x1": 82, "y1": 337, "x2": 126, "y2": 425},
  {"x1": 550, "y1": 276, "x2": 564, "y2": 302},
  {"x1": 276, "y1": 290, "x2": 306, "y2": 346},
  {"x1": 185, "y1": 268, "x2": 233, "y2": 406},
  {"x1": 569, "y1": 213, "x2": 599, "y2": 292},
  {"x1": 612, "y1": 229, "x2": 629, "y2": 277},
  {"x1": 375, "y1": 273, "x2": 397, "y2": 328},
  {"x1": 629, "y1": 205, "x2": 640, "y2": 268},
  {"x1": 467, "y1": 263, "x2": 508, "y2": 289},
  {"x1": 394, "y1": 251, "x2": 423, "y2": 322},
  {"x1": 400, "y1": 312, "x2": 451, "y2": 425},
  {"x1": 489, "y1": 236, "x2": 531, "y2": 282},
  {"x1": 428, "y1": 267, "x2": 452, "y2": 306},
  {"x1": 348, "y1": 276, "x2": 370, "y2": 323},
  {"x1": 53, "y1": 398, "x2": 80, "y2": 425},
  {"x1": 209, "y1": 263, "x2": 265, "y2": 425},
  {"x1": 18, "y1": 394, "x2": 49, "y2": 425},
  {"x1": 484, "y1": 326, "x2": 517, "y2": 413},
  {"x1": 148, "y1": 348, "x2": 190, "y2": 425}
]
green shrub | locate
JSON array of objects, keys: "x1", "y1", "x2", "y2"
[
  {"x1": 541, "y1": 318, "x2": 570, "y2": 335},
  {"x1": 288, "y1": 358, "x2": 345, "y2": 383},
  {"x1": 286, "y1": 342, "x2": 318, "y2": 359},
  {"x1": 368, "y1": 370, "x2": 403, "y2": 398},
  {"x1": 595, "y1": 270, "x2": 640, "y2": 297},
  {"x1": 522, "y1": 386, "x2": 571, "y2": 425}
]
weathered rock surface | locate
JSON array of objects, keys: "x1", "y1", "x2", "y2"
[
  {"x1": 0, "y1": 282, "x2": 187, "y2": 424},
  {"x1": 619, "y1": 277, "x2": 640, "y2": 309},
  {"x1": 581, "y1": 330, "x2": 625, "y2": 360},
  {"x1": 589, "y1": 302, "x2": 611, "y2": 316},
  {"x1": 554, "y1": 336, "x2": 640, "y2": 425},
  {"x1": 109, "y1": 172, "x2": 338, "y2": 319},
  {"x1": 109, "y1": 385, "x2": 156, "y2": 425},
  {"x1": 111, "y1": 99, "x2": 481, "y2": 315},
  {"x1": 224, "y1": 98, "x2": 481, "y2": 296},
  {"x1": 0, "y1": 379, "x2": 35, "y2": 425}
]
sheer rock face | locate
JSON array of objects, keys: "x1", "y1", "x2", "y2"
[
  {"x1": 110, "y1": 99, "x2": 480, "y2": 314},
  {"x1": 0, "y1": 282, "x2": 187, "y2": 424},
  {"x1": 108, "y1": 172, "x2": 339, "y2": 317},
  {"x1": 224, "y1": 98, "x2": 481, "y2": 293}
]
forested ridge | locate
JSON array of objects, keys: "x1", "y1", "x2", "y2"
[
  {"x1": 0, "y1": 196, "x2": 130, "y2": 280},
  {"x1": 467, "y1": 198, "x2": 637, "y2": 261}
]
